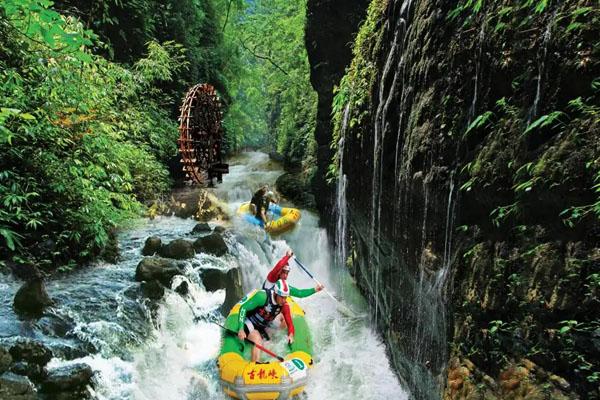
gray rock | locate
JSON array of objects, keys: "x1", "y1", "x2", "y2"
[
  {"x1": 193, "y1": 233, "x2": 228, "y2": 257},
  {"x1": 41, "y1": 363, "x2": 93, "y2": 393},
  {"x1": 0, "y1": 372, "x2": 36, "y2": 400},
  {"x1": 191, "y1": 223, "x2": 211, "y2": 234},
  {"x1": 158, "y1": 239, "x2": 195, "y2": 260},
  {"x1": 141, "y1": 236, "x2": 162, "y2": 256},
  {"x1": 10, "y1": 339, "x2": 52, "y2": 367},
  {"x1": 135, "y1": 257, "x2": 180, "y2": 286},
  {"x1": 13, "y1": 279, "x2": 53, "y2": 316}
]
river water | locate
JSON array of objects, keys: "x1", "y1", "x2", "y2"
[{"x1": 0, "y1": 152, "x2": 407, "y2": 399}]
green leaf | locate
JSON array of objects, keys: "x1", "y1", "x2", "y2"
[{"x1": 523, "y1": 112, "x2": 565, "y2": 135}]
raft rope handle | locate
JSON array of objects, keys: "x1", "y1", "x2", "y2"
[
  {"x1": 293, "y1": 258, "x2": 359, "y2": 318},
  {"x1": 213, "y1": 321, "x2": 285, "y2": 362}
]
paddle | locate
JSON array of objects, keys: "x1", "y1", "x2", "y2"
[
  {"x1": 293, "y1": 258, "x2": 360, "y2": 319},
  {"x1": 213, "y1": 321, "x2": 285, "y2": 362}
]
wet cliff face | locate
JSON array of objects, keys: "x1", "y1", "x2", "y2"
[
  {"x1": 307, "y1": 0, "x2": 599, "y2": 399},
  {"x1": 305, "y1": 0, "x2": 370, "y2": 219}
]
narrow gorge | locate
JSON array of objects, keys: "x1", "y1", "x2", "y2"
[{"x1": 307, "y1": 0, "x2": 599, "y2": 399}]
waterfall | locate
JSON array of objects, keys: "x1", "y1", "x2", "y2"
[
  {"x1": 370, "y1": 1, "x2": 412, "y2": 326},
  {"x1": 529, "y1": 14, "x2": 555, "y2": 123},
  {"x1": 468, "y1": 23, "x2": 486, "y2": 124},
  {"x1": 334, "y1": 104, "x2": 351, "y2": 269}
]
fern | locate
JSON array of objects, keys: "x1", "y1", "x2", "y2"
[
  {"x1": 465, "y1": 111, "x2": 494, "y2": 137},
  {"x1": 523, "y1": 111, "x2": 566, "y2": 136}
]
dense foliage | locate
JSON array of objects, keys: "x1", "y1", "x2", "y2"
[
  {"x1": 0, "y1": 0, "x2": 192, "y2": 269},
  {"x1": 221, "y1": 0, "x2": 318, "y2": 171},
  {"x1": 0, "y1": 0, "x2": 317, "y2": 269},
  {"x1": 53, "y1": 0, "x2": 231, "y2": 112}
]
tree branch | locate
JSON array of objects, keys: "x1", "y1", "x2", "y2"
[
  {"x1": 238, "y1": 37, "x2": 289, "y2": 76},
  {"x1": 222, "y1": 0, "x2": 233, "y2": 32}
]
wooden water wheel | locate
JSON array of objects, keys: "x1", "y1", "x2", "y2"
[{"x1": 178, "y1": 84, "x2": 228, "y2": 185}]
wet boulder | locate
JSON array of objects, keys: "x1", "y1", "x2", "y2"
[
  {"x1": 213, "y1": 225, "x2": 227, "y2": 234},
  {"x1": 158, "y1": 239, "x2": 195, "y2": 260},
  {"x1": 9, "y1": 339, "x2": 52, "y2": 367},
  {"x1": 191, "y1": 223, "x2": 211, "y2": 234},
  {"x1": 13, "y1": 279, "x2": 54, "y2": 317},
  {"x1": 140, "y1": 280, "x2": 165, "y2": 300},
  {"x1": 10, "y1": 361, "x2": 46, "y2": 382},
  {"x1": 193, "y1": 233, "x2": 228, "y2": 257},
  {"x1": 0, "y1": 346, "x2": 12, "y2": 374},
  {"x1": 135, "y1": 257, "x2": 180, "y2": 286},
  {"x1": 201, "y1": 268, "x2": 243, "y2": 315},
  {"x1": 141, "y1": 236, "x2": 162, "y2": 256},
  {"x1": 41, "y1": 363, "x2": 93, "y2": 394},
  {"x1": 0, "y1": 372, "x2": 36, "y2": 400},
  {"x1": 174, "y1": 281, "x2": 189, "y2": 297}
]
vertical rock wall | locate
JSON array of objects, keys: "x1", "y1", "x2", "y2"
[
  {"x1": 305, "y1": 0, "x2": 370, "y2": 220},
  {"x1": 307, "y1": 0, "x2": 599, "y2": 399}
]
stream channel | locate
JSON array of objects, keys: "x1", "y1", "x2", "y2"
[{"x1": 0, "y1": 152, "x2": 407, "y2": 399}]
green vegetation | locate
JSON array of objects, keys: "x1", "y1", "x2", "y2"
[
  {"x1": 0, "y1": 0, "x2": 317, "y2": 269},
  {"x1": 0, "y1": 0, "x2": 229, "y2": 268},
  {"x1": 220, "y1": 0, "x2": 317, "y2": 171}
]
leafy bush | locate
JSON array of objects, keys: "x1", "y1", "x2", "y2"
[{"x1": 0, "y1": 1, "x2": 181, "y2": 265}]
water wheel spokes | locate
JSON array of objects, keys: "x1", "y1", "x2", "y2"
[{"x1": 177, "y1": 83, "x2": 228, "y2": 185}]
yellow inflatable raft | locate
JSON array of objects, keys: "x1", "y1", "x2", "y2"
[
  {"x1": 237, "y1": 202, "x2": 301, "y2": 235},
  {"x1": 218, "y1": 291, "x2": 313, "y2": 399}
]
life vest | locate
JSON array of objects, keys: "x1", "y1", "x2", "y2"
[
  {"x1": 247, "y1": 289, "x2": 281, "y2": 330},
  {"x1": 261, "y1": 279, "x2": 275, "y2": 291}
]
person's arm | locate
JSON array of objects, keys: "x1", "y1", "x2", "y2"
[
  {"x1": 289, "y1": 286, "x2": 316, "y2": 298},
  {"x1": 282, "y1": 303, "x2": 295, "y2": 342},
  {"x1": 236, "y1": 291, "x2": 267, "y2": 332},
  {"x1": 266, "y1": 252, "x2": 293, "y2": 284}
]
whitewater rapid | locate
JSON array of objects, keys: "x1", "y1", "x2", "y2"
[{"x1": 0, "y1": 152, "x2": 407, "y2": 399}]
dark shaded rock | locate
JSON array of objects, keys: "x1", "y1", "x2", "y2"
[
  {"x1": 7, "y1": 263, "x2": 43, "y2": 282},
  {"x1": 201, "y1": 269, "x2": 228, "y2": 292},
  {"x1": 268, "y1": 152, "x2": 285, "y2": 163},
  {"x1": 275, "y1": 172, "x2": 316, "y2": 209},
  {"x1": 193, "y1": 233, "x2": 228, "y2": 256},
  {"x1": 0, "y1": 372, "x2": 36, "y2": 400},
  {"x1": 158, "y1": 239, "x2": 195, "y2": 260},
  {"x1": 141, "y1": 236, "x2": 162, "y2": 256},
  {"x1": 135, "y1": 257, "x2": 179, "y2": 286},
  {"x1": 41, "y1": 363, "x2": 93, "y2": 393},
  {"x1": 305, "y1": 0, "x2": 370, "y2": 220},
  {"x1": 0, "y1": 346, "x2": 12, "y2": 374},
  {"x1": 10, "y1": 339, "x2": 52, "y2": 367},
  {"x1": 201, "y1": 268, "x2": 243, "y2": 316},
  {"x1": 10, "y1": 361, "x2": 46, "y2": 382},
  {"x1": 13, "y1": 279, "x2": 54, "y2": 317},
  {"x1": 213, "y1": 225, "x2": 227, "y2": 234},
  {"x1": 191, "y1": 223, "x2": 211, "y2": 234},
  {"x1": 174, "y1": 281, "x2": 189, "y2": 296},
  {"x1": 140, "y1": 280, "x2": 165, "y2": 300}
]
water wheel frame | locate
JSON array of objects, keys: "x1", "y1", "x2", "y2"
[{"x1": 178, "y1": 83, "x2": 228, "y2": 184}]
